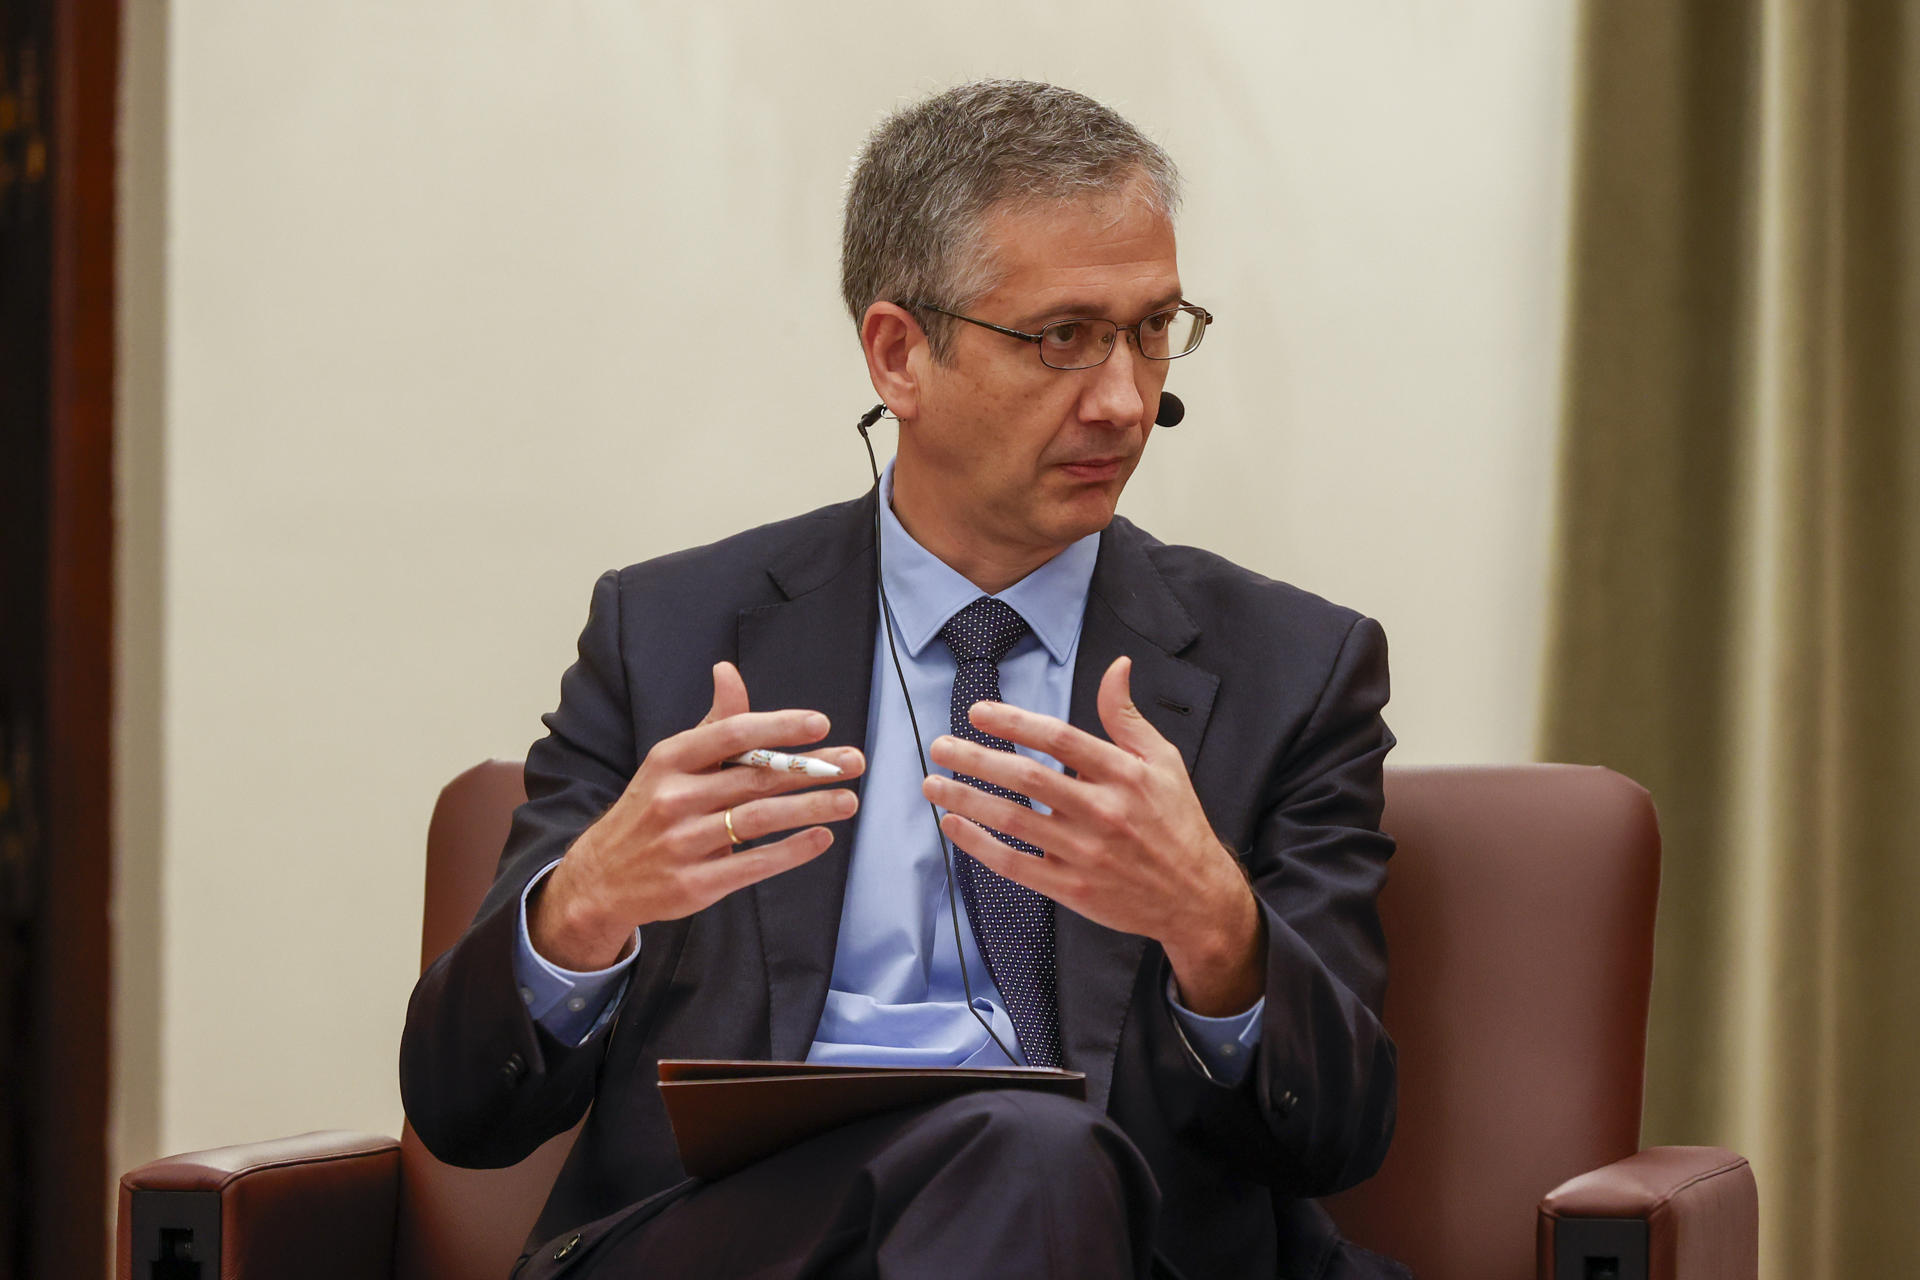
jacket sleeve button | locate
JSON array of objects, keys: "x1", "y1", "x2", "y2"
[{"x1": 500, "y1": 1052, "x2": 526, "y2": 1085}]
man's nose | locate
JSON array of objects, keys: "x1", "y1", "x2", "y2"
[{"x1": 1079, "y1": 336, "x2": 1147, "y2": 428}]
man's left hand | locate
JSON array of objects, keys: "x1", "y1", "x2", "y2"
[{"x1": 924, "y1": 656, "x2": 1265, "y2": 1017}]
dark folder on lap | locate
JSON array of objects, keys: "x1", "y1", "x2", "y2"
[{"x1": 657, "y1": 1059, "x2": 1087, "y2": 1180}]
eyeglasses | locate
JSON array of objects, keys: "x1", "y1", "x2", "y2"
[{"x1": 904, "y1": 301, "x2": 1214, "y2": 371}]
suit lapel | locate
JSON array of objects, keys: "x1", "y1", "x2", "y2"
[
  {"x1": 1057, "y1": 517, "x2": 1219, "y2": 1110},
  {"x1": 738, "y1": 492, "x2": 879, "y2": 1062}
]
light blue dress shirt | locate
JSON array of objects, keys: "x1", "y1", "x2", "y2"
[{"x1": 513, "y1": 462, "x2": 1263, "y2": 1082}]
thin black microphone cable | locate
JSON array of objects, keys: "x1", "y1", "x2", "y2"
[{"x1": 855, "y1": 402, "x2": 1023, "y2": 1068}]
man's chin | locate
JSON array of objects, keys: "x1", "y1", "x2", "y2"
[{"x1": 1038, "y1": 488, "x2": 1123, "y2": 544}]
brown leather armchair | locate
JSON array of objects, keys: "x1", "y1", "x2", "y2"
[{"x1": 118, "y1": 763, "x2": 1757, "y2": 1280}]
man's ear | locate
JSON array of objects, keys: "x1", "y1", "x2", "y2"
[{"x1": 860, "y1": 301, "x2": 927, "y2": 422}]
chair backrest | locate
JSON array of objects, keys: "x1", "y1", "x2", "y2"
[
  {"x1": 394, "y1": 760, "x2": 565, "y2": 1280},
  {"x1": 1323, "y1": 764, "x2": 1659, "y2": 1280},
  {"x1": 393, "y1": 761, "x2": 1659, "y2": 1280}
]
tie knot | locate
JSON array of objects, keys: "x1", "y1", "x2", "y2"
[{"x1": 939, "y1": 596, "x2": 1030, "y2": 664}]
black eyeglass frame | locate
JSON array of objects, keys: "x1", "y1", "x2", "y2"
[{"x1": 902, "y1": 300, "x2": 1214, "y2": 370}]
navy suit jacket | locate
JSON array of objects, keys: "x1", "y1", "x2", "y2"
[{"x1": 400, "y1": 490, "x2": 1405, "y2": 1280}]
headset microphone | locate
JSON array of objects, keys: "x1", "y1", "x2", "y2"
[
  {"x1": 847, "y1": 388, "x2": 1185, "y2": 1068},
  {"x1": 861, "y1": 395, "x2": 1184, "y2": 432},
  {"x1": 851, "y1": 399, "x2": 1022, "y2": 1068}
]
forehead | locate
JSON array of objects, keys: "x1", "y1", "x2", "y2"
[{"x1": 973, "y1": 187, "x2": 1180, "y2": 316}]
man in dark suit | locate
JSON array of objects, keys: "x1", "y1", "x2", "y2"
[{"x1": 401, "y1": 80, "x2": 1405, "y2": 1279}]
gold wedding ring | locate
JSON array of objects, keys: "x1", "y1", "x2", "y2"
[{"x1": 723, "y1": 807, "x2": 740, "y2": 847}]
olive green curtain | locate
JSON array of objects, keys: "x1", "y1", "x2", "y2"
[{"x1": 1542, "y1": 2, "x2": 1919, "y2": 1276}]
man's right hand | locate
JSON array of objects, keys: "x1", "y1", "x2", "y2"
[{"x1": 529, "y1": 660, "x2": 864, "y2": 970}]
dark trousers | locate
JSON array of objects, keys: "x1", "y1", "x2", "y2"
[{"x1": 518, "y1": 1089, "x2": 1162, "y2": 1279}]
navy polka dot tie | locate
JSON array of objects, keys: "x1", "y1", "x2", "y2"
[{"x1": 939, "y1": 595, "x2": 1063, "y2": 1068}]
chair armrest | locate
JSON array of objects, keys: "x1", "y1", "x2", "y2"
[
  {"x1": 1536, "y1": 1145, "x2": 1757, "y2": 1280},
  {"x1": 117, "y1": 1130, "x2": 400, "y2": 1280}
]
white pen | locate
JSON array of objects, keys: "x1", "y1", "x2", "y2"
[{"x1": 726, "y1": 748, "x2": 846, "y2": 779}]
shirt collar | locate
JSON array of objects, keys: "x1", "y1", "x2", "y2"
[{"x1": 877, "y1": 459, "x2": 1099, "y2": 665}]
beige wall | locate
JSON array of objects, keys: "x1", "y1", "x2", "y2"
[{"x1": 115, "y1": 1, "x2": 1576, "y2": 1165}]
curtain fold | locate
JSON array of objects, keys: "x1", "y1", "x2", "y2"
[{"x1": 1543, "y1": 2, "x2": 1918, "y2": 1276}]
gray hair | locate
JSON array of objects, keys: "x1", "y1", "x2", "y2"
[{"x1": 840, "y1": 79, "x2": 1181, "y2": 360}]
